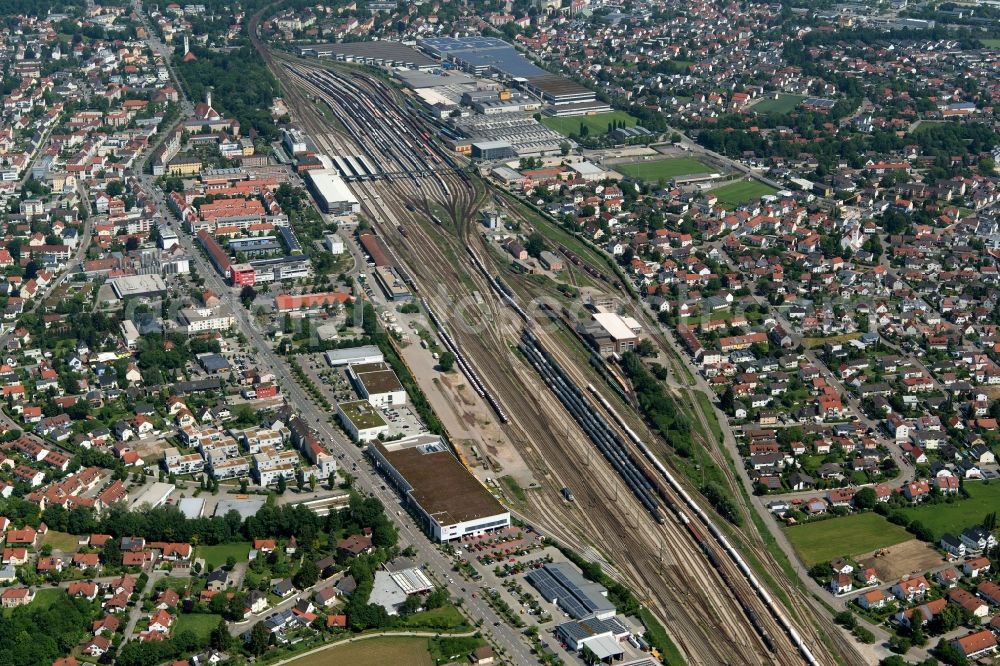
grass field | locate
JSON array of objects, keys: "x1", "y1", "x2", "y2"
[
  {"x1": 396, "y1": 603, "x2": 469, "y2": 632},
  {"x1": 803, "y1": 332, "x2": 863, "y2": 349},
  {"x1": 751, "y1": 93, "x2": 806, "y2": 114},
  {"x1": 43, "y1": 530, "x2": 82, "y2": 552},
  {"x1": 616, "y1": 157, "x2": 713, "y2": 182},
  {"x1": 501, "y1": 475, "x2": 527, "y2": 502},
  {"x1": 289, "y1": 637, "x2": 433, "y2": 666},
  {"x1": 428, "y1": 636, "x2": 486, "y2": 663},
  {"x1": 540, "y1": 111, "x2": 637, "y2": 137},
  {"x1": 981, "y1": 38, "x2": 1000, "y2": 48},
  {"x1": 785, "y1": 513, "x2": 912, "y2": 567},
  {"x1": 175, "y1": 613, "x2": 222, "y2": 640},
  {"x1": 901, "y1": 481, "x2": 1000, "y2": 540},
  {"x1": 710, "y1": 180, "x2": 778, "y2": 208},
  {"x1": 195, "y1": 542, "x2": 250, "y2": 568}
]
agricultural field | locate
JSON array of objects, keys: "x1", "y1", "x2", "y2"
[
  {"x1": 751, "y1": 93, "x2": 806, "y2": 114},
  {"x1": 900, "y1": 481, "x2": 1000, "y2": 540},
  {"x1": 710, "y1": 180, "x2": 778, "y2": 208},
  {"x1": 785, "y1": 513, "x2": 912, "y2": 567},
  {"x1": 194, "y1": 542, "x2": 251, "y2": 568},
  {"x1": 541, "y1": 111, "x2": 637, "y2": 137},
  {"x1": 616, "y1": 157, "x2": 714, "y2": 182},
  {"x1": 289, "y1": 637, "x2": 433, "y2": 666}
]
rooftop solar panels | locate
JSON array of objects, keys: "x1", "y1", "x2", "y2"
[{"x1": 526, "y1": 563, "x2": 615, "y2": 619}]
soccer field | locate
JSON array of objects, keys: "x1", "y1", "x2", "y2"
[
  {"x1": 710, "y1": 180, "x2": 778, "y2": 208},
  {"x1": 751, "y1": 93, "x2": 806, "y2": 114},
  {"x1": 785, "y1": 513, "x2": 912, "y2": 567},
  {"x1": 540, "y1": 111, "x2": 637, "y2": 137},
  {"x1": 616, "y1": 158, "x2": 713, "y2": 181}
]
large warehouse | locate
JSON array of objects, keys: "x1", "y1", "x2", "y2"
[
  {"x1": 369, "y1": 435, "x2": 510, "y2": 542},
  {"x1": 305, "y1": 168, "x2": 360, "y2": 214}
]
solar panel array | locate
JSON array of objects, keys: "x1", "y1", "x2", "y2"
[{"x1": 526, "y1": 565, "x2": 601, "y2": 619}]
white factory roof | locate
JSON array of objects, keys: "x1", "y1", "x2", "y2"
[
  {"x1": 570, "y1": 160, "x2": 605, "y2": 177},
  {"x1": 592, "y1": 312, "x2": 641, "y2": 341},
  {"x1": 111, "y1": 273, "x2": 168, "y2": 299},
  {"x1": 130, "y1": 482, "x2": 175, "y2": 510},
  {"x1": 306, "y1": 168, "x2": 359, "y2": 206}
]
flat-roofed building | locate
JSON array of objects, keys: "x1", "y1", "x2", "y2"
[
  {"x1": 369, "y1": 434, "x2": 510, "y2": 542},
  {"x1": 579, "y1": 312, "x2": 641, "y2": 356},
  {"x1": 337, "y1": 399, "x2": 389, "y2": 442},
  {"x1": 111, "y1": 274, "x2": 168, "y2": 300},
  {"x1": 324, "y1": 345, "x2": 384, "y2": 367},
  {"x1": 348, "y1": 362, "x2": 406, "y2": 408}
]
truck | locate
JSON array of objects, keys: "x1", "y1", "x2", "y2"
[{"x1": 561, "y1": 486, "x2": 575, "y2": 502}]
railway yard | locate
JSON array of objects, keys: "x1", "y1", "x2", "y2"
[{"x1": 251, "y1": 34, "x2": 868, "y2": 664}]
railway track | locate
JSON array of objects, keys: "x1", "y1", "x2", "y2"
[{"x1": 248, "y1": 28, "x2": 848, "y2": 663}]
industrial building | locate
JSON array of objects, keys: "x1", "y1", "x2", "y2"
[
  {"x1": 305, "y1": 168, "x2": 361, "y2": 214},
  {"x1": 471, "y1": 140, "x2": 516, "y2": 160},
  {"x1": 420, "y1": 36, "x2": 605, "y2": 116},
  {"x1": 110, "y1": 274, "x2": 168, "y2": 300},
  {"x1": 526, "y1": 562, "x2": 617, "y2": 620},
  {"x1": 324, "y1": 345, "x2": 384, "y2": 367},
  {"x1": 579, "y1": 312, "x2": 642, "y2": 356},
  {"x1": 369, "y1": 434, "x2": 510, "y2": 542},
  {"x1": 373, "y1": 265, "x2": 412, "y2": 302},
  {"x1": 130, "y1": 482, "x2": 176, "y2": 511},
  {"x1": 348, "y1": 362, "x2": 406, "y2": 408}
]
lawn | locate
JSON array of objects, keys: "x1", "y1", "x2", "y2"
[
  {"x1": 710, "y1": 180, "x2": 778, "y2": 208},
  {"x1": 43, "y1": 530, "x2": 82, "y2": 552},
  {"x1": 900, "y1": 481, "x2": 1000, "y2": 540},
  {"x1": 981, "y1": 38, "x2": 1000, "y2": 48},
  {"x1": 540, "y1": 110, "x2": 638, "y2": 137},
  {"x1": 195, "y1": 542, "x2": 251, "y2": 568},
  {"x1": 785, "y1": 513, "x2": 912, "y2": 567},
  {"x1": 751, "y1": 93, "x2": 806, "y2": 114},
  {"x1": 396, "y1": 602, "x2": 470, "y2": 632},
  {"x1": 175, "y1": 613, "x2": 223, "y2": 641},
  {"x1": 31, "y1": 587, "x2": 66, "y2": 610},
  {"x1": 616, "y1": 157, "x2": 714, "y2": 182},
  {"x1": 290, "y1": 637, "x2": 432, "y2": 666}
]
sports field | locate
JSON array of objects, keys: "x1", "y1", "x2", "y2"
[
  {"x1": 540, "y1": 111, "x2": 637, "y2": 137},
  {"x1": 751, "y1": 93, "x2": 806, "y2": 114},
  {"x1": 900, "y1": 481, "x2": 1000, "y2": 540},
  {"x1": 710, "y1": 180, "x2": 778, "y2": 208},
  {"x1": 616, "y1": 157, "x2": 713, "y2": 181},
  {"x1": 289, "y1": 637, "x2": 433, "y2": 666},
  {"x1": 785, "y1": 513, "x2": 912, "y2": 567}
]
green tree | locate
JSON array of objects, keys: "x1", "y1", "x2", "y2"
[
  {"x1": 525, "y1": 232, "x2": 546, "y2": 258},
  {"x1": 438, "y1": 351, "x2": 455, "y2": 372},
  {"x1": 853, "y1": 487, "x2": 877, "y2": 510},
  {"x1": 248, "y1": 621, "x2": 271, "y2": 655},
  {"x1": 294, "y1": 559, "x2": 319, "y2": 589}
]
